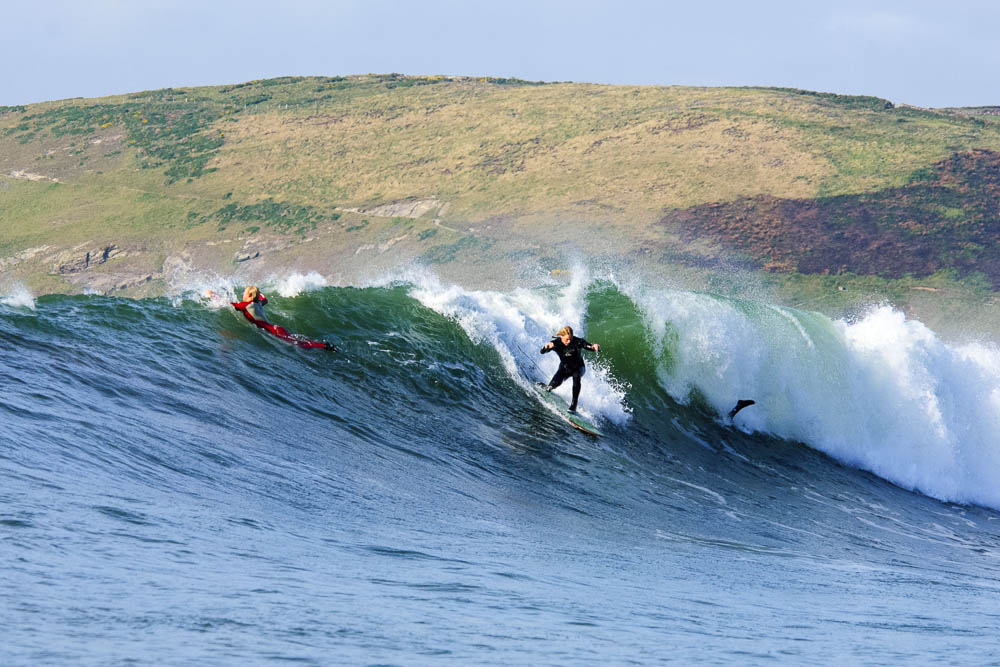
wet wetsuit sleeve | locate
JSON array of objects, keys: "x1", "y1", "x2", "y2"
[
  {"x1": 232, "y1": 301, "x2": 266, "y2": 328},
  {"x1": 540, "y1": 338, "x2": 557, "y2": 354},
  {"x1": 580, "y1": 338, "x2": 595, "y2": 351}
]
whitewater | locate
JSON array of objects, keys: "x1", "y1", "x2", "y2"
[{"x1": 4, "y1": 269, "x2": 1000, "y2": 664}]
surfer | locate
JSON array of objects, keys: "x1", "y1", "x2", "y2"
[
  {"x1": 231, "y1": 285, "x2": 336, "y2": 350},
  {"x1": 540, "y1": 325, "x2": 600, "y2": 412}
]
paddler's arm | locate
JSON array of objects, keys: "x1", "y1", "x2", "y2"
[
  {"x1": 581, "y1": 339, "x2": 601, "y2": 353},
  {"x1": 540, "y1": 340, "x2": 556, "y2": 354}
]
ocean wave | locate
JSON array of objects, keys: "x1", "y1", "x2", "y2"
[
  {"x1": 8, "y1": 271, "x2": 1000, "y2": 511},
  {"x1": 619, "y1": 281, "x2": 1000, "y2": 508}
]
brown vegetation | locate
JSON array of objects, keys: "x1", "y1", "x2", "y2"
[{"x1": 661, "y1": 149, "x2": 1000, "y2": 285}]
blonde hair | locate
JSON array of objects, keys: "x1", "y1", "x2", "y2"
[
  {"x1": 243, "y1": 285, "x2": 260, "y2": 302},
  {"x1": 556, "y1": 325, "x2": 573, "y2": 337}
]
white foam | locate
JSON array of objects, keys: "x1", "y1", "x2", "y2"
[
  {"x1": 1, "y1": 284, "x2": 37, "y2": 310},
  {"x1": 627, "y1": 281, "x2": 1000, "y2": 510},
  {"x1": 270, "y1": 271, "x2": 328, "y2": 297},
  {"x1": 403, "y1": 267, "x2": 630, "y2": 425},
  {"x1": 164, "y1": 260, "x2": 239, "y2": 310},
  {"x1": 166, "y1": 270, "x2": 329, "y2": 308}
]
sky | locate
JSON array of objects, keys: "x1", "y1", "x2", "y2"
[{"x1": 2, "y1": 0, "x2": 999, "y2": 108}]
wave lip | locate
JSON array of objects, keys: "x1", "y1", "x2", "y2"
[
  {"x1": 271, "y1": 271, "x2": 328, "y2": 297},
  {"x1": 166, "y1": 270, "x2": 331, "y2": 309}
]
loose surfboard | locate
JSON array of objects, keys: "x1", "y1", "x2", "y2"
[{"x1": 533, "y1": 384, "x2": 603, "y2": 437}]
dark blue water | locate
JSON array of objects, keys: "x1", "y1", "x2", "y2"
[{"x1": 4, "y1": 284, "x2": 1000, "y2": 665}]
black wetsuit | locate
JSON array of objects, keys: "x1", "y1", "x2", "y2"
[{"x1": 541, "y1": 336, "x2": 596, "y2": 411}]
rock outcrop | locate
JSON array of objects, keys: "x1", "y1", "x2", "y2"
[
  {"x1": 348, "y1": 198, "x2": 442, "y2": 219},
  {"x1": 52, "y1": 245, "x2": 126, "y2": 275}
]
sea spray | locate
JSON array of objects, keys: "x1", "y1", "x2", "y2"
[
  {"x1": 272, "y1": 271, "x2": 328, "y2": 297},
  {"x1": 405, "y1": 269, "x2": 631, "y2": 425},
  {"x1": 1, "y1": 284, "x2": 37, "y2": 310},
  {"x1": 834, "y1": 307, "x2": 1000, "y2": 504},
  {"x1": 168, "y1": 271, "x2": 239, "y2": 309},
  {"x1": 167, "y1": 270, "x2": 329, "y2": 309},
  {"x1": 623, "y1": 279, "x2": 1000, "y2": 508}
]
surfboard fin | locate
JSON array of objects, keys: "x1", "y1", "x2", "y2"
[{"x1": 728, "y1": 399, "x2": 756, "y2": 421}]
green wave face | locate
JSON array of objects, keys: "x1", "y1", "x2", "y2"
[{"x1": 7, "y1": 272, "x2": 1000, "y2": 512}]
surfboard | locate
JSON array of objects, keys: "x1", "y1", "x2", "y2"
[{"x1": 533, "y1": 384, "x2": 603, "y2": 437}]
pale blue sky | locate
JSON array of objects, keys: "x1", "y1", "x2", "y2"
[{"x1": 3, "y1": 0, "x2": 998, "y2": 108}]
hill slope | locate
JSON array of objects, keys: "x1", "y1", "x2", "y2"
[{"x1": 2, "y1": 74, "x2": 1000, "y2": 303}]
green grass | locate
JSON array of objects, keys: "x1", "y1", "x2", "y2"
[
  {"x1": 345, "y1": 220, "x2": 369, "y2": 233},
  {"x1": 748, "y1": 87, "x2": 896, "y2": 112},
  {"x1": 192, "y1": 200, "x2": 338, "y2": 235},
  {"x1": 422, "y1": 235, "x2": 496, "y2": 264}
]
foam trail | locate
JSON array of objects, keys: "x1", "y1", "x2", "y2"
[{"x1": 407, "y1": 269, "x2": 630, "y2": 425}]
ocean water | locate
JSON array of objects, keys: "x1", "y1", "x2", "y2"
[{"x1": 4, "y1": 272, "x2": 1000, "y2": 665}]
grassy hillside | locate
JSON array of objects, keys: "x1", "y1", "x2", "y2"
[{"x1": 2, "y1": 74, "x2": 1000, "y2": 310}]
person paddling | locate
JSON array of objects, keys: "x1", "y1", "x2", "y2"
[
  {"x1": 231, "y1": 285, "x2": 336, "y2": 350},
  {"x1": 539, "y1": 325, "x2": 600, "y2": 412}
]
